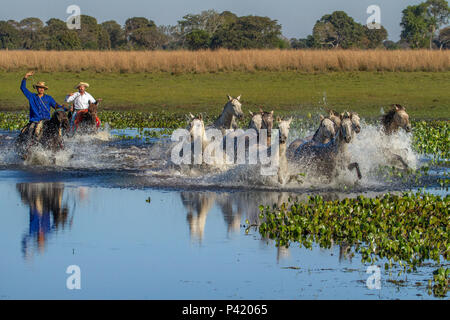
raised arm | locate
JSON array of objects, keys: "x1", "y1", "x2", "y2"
[{"x1": 20, "y1": 71, "x2": 34, "y2": 99}]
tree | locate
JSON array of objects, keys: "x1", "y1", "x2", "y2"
[
  {"x1": 211, "y1": 15, "x2": 282, "y2": 49},
  {"x1": 124, "y1": 17, "x2": 165, "y2": 49},
  {"x1": 101, "y1": 20, "x2": 126, "y2": 49},
  {"x1": 19, "y1": 17, "x2": 45, "y2": 49},
  {"x1": 0, "y1": 20, "x2": 21, "y2": 49},
  {"x1": 363, "y1": 25, "x2": 388, "y2": 48},
  {"x1": 128, "y1": 26, "x2": 167, "y2": 50},
  {"x1": 125, "y1": 17, "x2": 155, "y2": 37},
  {"x1": 312, "y1": 11, "x2": 365, "y2": 48},
  {"x1": 401, "y1": 3, "x2": 431, "y2": 48},
  {"x1": 185, "y1": 29, "x2": 210, "y2": 50},
  {"x1": 424, "y1": 0, "x2": 450, "y2": 48},
  {"x1": 175, "y1": 10, "x2": 225, "y2": 48},
  {"x1": 76, "y1": 15, "x2": 104, "y2": 49},
  {"x1": 383, "y1": 40, "x2": 400, "y2": 50},
  {"x1": 44, "y1": 18, "x2": 81, "y2": 50},
  {"x1": 437, "y1": 26, "x2": 450, "y2": 48}
]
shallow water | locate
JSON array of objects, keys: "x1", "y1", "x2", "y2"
[{"x1": 0, "y1": 127, "x2": 448, "y2": 299}]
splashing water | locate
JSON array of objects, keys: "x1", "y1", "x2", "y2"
[{"x1": 0, "y1": 120, "x2": 436, "y2": 192}]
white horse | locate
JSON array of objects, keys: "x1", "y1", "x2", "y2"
[
  {"x1": 249, "y1": 107, "x2": 274, "y2": 145},
  {"x1": 213, "y1": 95, "x2": 244, "y2": 134},
  {"x1": 287, "y1": 110, "x2": 361, "y2": 159},
  {"x1": 293, "y1": 112, "x2": 362, "y2": 181},
  {"x1": 276, "y1": 116, "x2": 293, "y2": 185}
]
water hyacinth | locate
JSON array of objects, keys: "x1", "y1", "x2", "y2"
[{"x1": 258, "y1": 192, "x2": 449, "y2": 297}]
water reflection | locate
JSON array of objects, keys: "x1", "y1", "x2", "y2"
[
  {"x1": 180, "y1": 190, "x2": 374, "y2": 262},
  {"x1": 17, "y1": 183, "x2": 72, "y2": 259}
]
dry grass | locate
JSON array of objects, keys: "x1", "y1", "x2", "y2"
[{"x1": 0, "y1": 49, "x2": 449, "y2": 73}]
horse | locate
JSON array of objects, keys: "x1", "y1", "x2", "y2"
[
  {"x1": 70, "y1": 101, "x2": 101, "y2": 135},
  {"x1": 212, "y1": 95, "x2": 244, "y2": 134},
  {"x1": 287, "y1": 110, "x2": 361, "y2": 159},
  {"x1": 16, "y1": 109, "x2": 69, "y2": 159},
  {"x1": 381, "y1": 104, "x2": 411, "y2": 135},
  {"x1": 379, "y1": 104, "x2": 412, "y2": 169},
  {"x1": 293, "y1": 112, "x2": 362, "y2": 182},
  {"x1": 275, "y1": 116, "x2": 293, "y2": 185},
  {"x1": 248, "y1": 107, "x2": 274, "y2": 146},
  {"x1": 187, "y1": 113, "x2": 209, "y2": 165}
]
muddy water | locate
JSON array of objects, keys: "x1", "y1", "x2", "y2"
[{"x1": 0, "y1": 128, "x2": 447, "y2": 299}]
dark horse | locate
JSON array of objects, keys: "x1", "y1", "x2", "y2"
[
  {"x1": 16, "y1": 110, "x2": 69, "y2": 159},
  {"x1": 69, "y1": 101, "x2": 101, "y2": 135}
]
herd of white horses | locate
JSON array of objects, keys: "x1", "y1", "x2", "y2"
[{"x1": 181, "y1": 95, "x2": 412, "y2": 185}]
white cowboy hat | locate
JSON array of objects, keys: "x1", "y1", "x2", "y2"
[{"x1": 75, "y1": 82, "x2": 90, "y2": 89}]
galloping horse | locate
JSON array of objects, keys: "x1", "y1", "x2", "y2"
[
  {"x1": 381, "y1": 104, "x2": 411, "y2": 134},
  {"x1": 275, "y1": 117, "x2": 293, "y2": 185},
  {"x1": 380, "y1": 104, "x2": 412, "y2": 169},
  {"x1": 70, "y1": 101, "x2": 101, "y2": 135},
  {"x1": 212, "y1": 95, "x2": 244, "y2": 134},
  {"x1": 293, "y1": 112, "x2": 362, "y2": 181},
  {"x1": 249, "y1": 107, "x2": 274, "y2": 145},
  {"x1": 16, "y1": 109, "x2": 69, "y2": 159},
  {"x1": 287, "y1": 110, "x2": 361, "y2": 158}
]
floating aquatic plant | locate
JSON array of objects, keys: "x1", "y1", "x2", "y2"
[{"x1": 258, "y1": 192, "x2": 449, "y2": 297}]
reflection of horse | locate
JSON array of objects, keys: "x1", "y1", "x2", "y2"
[
  {"x1": 16, "y1": 183, "x2": 71, "y2": 259},
  {"x1": 180, "y1": 191, "x2": 216, "y2": 241},
  {"x1": 293, "y1": 112, "x2": 362, "y2": 181},
  {"x1": 16, "y1": 110, "x2": 69, "y2": 159}
]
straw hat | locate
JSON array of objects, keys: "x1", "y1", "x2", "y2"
[
  {"x1": 75, "y1": 82, "x2": 90, "y2": 89},
  {"x1": 33, "y1": 81, "x2": 48, "y2": 90}
]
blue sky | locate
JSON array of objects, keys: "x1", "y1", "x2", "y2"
[{"x1": 2, "y1": 0, "x2": 424, "y2": 40}]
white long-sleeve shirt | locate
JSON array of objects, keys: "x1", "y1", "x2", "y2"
[{"x1": 65, "y1": 92, "x2": 96, "y2": 110}]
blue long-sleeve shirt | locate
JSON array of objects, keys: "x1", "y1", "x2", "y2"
[{"x1": 21, "y1": 79, "x2": 62, "y2": 122}]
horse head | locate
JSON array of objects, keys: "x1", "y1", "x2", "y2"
[
  {"x1": 350, "y1": 112, "x2": 361, "y2": 133},
  {"x1": 392, "y1": 104, "x2": 411, "y2": 132},
  {"x1": 226, "y1": 95, "x2": 244, "y2": 120},
  {"x1": 249, "y1": 110, "x2": 263, "y2": 134},
  {"x1": 88, "y1": 100, "x2": 98, "y2": 119},
  {"x1": 53, "y1": 109, "x2": 69, "y2": 131},
  {"x1": 277, "y1": 116, "x2": 292, "y2": 144},
  {"x1": 188, "y1": 113, "x2": 205, "y2": 142},
  {"x1": 382, "y1": 104, "x2": 411, "y2": 134},
  {"x1": 261, "y1": 110, "x2": 274, "y2": 137},
  {"x1": 339, "y1": 111, "x2": 355, "y2": 144}
]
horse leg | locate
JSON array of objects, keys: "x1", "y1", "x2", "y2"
[
  {"x1": 348, "y1": 162, "x2": 362, "y2": 180},
  {"x1": 391, "y1": 153, "x2": 409, "y2": 169}
]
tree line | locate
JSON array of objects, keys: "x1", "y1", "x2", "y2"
[{"x1": 0, "y1": 0, "x2": 448, "y2": 51}]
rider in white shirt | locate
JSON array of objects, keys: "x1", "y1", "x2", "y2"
[{"x1": 65, "y1": 82, "x2": 96, "y2": 129}]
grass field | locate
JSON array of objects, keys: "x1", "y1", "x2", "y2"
[
  {"x1": 1, "y1": 71, "x2": 449, "y2": 119},
  {"x1": 1, "y1": 50, "x2": 449, "y2": 73}
]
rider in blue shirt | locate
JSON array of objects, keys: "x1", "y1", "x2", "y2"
[{"x1": 21, "y1": 71, "x2": 64, "y2": 122}]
